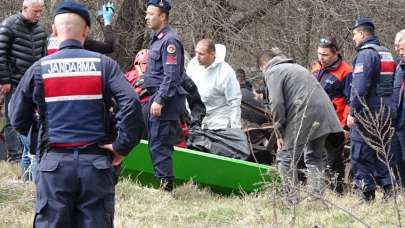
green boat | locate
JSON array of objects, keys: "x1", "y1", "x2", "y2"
[{"x1": 121, "y1": 140, "x2": 278, "y2": 194}]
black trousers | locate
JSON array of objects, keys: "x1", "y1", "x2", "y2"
[
  {"x1": 34, "y1": 150, "x2": 115, "y2": 228},
  {"x1": 325, "y1": 132, "x2": 346, "y2": 193}
]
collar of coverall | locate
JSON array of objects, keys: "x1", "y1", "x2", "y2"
[{"x1": 205, "y1": 57, "x2": 224, "y2": 70}]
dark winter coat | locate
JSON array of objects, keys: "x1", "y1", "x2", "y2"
[{"x1": 0, "y1": 13, "x2": 47, "y2": 86}]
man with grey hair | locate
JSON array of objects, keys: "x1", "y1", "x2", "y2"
[
  {"x1": 394, "y1": 30, "x2": 405, "y2": 56},
  {"x1": 392, "y1": 35, "x2": 405, "y2": 188},
  {"x1": 257, "y1": 49, "x2": 342, "y2": 201},
  {"x1": 0, "y1": 0, "x2": 47, "y2": 177}
]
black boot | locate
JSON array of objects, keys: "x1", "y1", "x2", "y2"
[
  {"x1": 327, "y1": 169, "x2": 344, "y2": 195},
  {"x1": 333, "y1": 180, "x2": 344, "y2": 195},
  {"x1": 383, "y1": 185, "x2": 393, "y2": 201},
  {"x1": 361, "y1": 190, "x2": 375, "y2": 203},
  {"x1": 159, "y1": 179, "x2": 173, "y2": 192}
]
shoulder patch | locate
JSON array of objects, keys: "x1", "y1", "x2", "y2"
[
  {"x1": 166, "y1": 55, "x2": 177, "y2": 65},
  {"x1": 167, "y1": 44, "x2": 176, "y2": 54}
]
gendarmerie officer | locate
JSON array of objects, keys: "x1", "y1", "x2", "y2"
[
  {"x1": 143, "y1": 0, "x2": 187, "y2": 191},
  {"x1": 9, "y1": 2, "x2": 144, "y2": 227},
  {"x1": 348, "y1": 18, "x2": 396, "y2": 202}
]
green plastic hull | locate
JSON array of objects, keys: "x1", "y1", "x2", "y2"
[{"x1": 121, "y1": 140, "x2": 277, "y2": 194}]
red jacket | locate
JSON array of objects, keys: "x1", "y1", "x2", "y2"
[
  {"x1": 125, "y1": 64, "x2": 149, "y2": 105},
  {"x1": 311, "y1": 58, "x2": 352, "y2": 128}
]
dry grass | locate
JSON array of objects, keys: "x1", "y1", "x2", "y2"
[{"x1": 0, "y1": 161, "x2": 404, "y2": 228}]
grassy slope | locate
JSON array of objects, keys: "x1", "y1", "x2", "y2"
[{"x1": 0, "y1": 161, "x2": 403, "y2": 228}]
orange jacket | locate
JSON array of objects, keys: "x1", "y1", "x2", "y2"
[{"x1": 311, "y1": 58, "x2": 352, "y2": 128}]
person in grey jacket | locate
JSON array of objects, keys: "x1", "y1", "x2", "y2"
[{"x1": 257, "y1": 49, "x2": 343, "y2": 200}]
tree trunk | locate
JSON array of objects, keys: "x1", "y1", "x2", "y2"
[
  {"x1": 302, "y1": 2, "x2": 314, "y2": 67},
  {"x1": 113, "y1": 0, "x2": 146, "y2": 70}
]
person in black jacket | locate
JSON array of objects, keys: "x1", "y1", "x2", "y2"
[
  {"x1": 47, "y1": 2, "x2": 115, "y2": 55},
  {"x1": 0, "y1": 0, "x2": 47, "y2": 171},
  {"x1": 88, "y1": 2, "x2": 115, "y2": 54},
  {"x1": 182, "y1": 74, "x2": 206, "y2": 128}
]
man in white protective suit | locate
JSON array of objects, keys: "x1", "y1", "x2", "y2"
[{"x1": 186, "y1": 39, "x2": 241, "y2": 130}]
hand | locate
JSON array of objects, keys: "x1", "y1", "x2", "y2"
[
  {"x1": 0, "y1": 84, "x2": 11, "y2": 95},
  {"x1": 343, "y1": 130, "x2": 350, "y2": 144},
  {"x1": 150, "y1": 101, "x2": 163, "y2": 117},
  {"x1": 99, "y1": 144, "x2": 123, "y2": 166},
  {"x1": 276, "y1": 138, "x2": 284, "y2": 150},
  {"x1": 347, "y1": 115, "x2": 355, "y2": 129},
  {"x1": 102, "y1": 2, "x2": 114, "y2": 26}
]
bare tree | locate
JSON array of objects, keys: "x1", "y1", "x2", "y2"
[
  {"x1": 0, "y1": 0, "x2": 404, "y2": 78},
  {"x1": 113, "y1": 0, "x2": 147, "y2": 70}
]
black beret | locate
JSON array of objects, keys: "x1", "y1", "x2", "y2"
[
  {"x1": 352, "y1": 18, "x2": 375, "y2": 30},
  {"x1": 54, "y1": 1, "x2": 91, "y2": 27},
  {"x1": 147, "y1": 0, "x2": 171, "y2": 13}
]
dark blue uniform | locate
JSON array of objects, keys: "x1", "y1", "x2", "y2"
[
  {"x1": 350, "y1": 36, "x2": 396, "y2": 195},
  {"x1": 392, "y1": 60, "x2": 405, "y2": 186},
  {"x1": 9, "y1": 39, "x2": 144, "y2": 228},
  {"x1": 143, "y1": 26, "x2": 187, "y2": 188}
]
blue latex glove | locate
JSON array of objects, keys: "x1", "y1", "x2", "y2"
[{"x1": 102, "y1": 2, "x2": 114, "y2": 26}]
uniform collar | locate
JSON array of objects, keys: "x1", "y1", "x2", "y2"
[
  {"x1": 154, "y1": 26, "x2": 170, "y2": 40},
  {"x1": 400, "y1": 59, "x2": 405, "y2": 68},
  {"x1": 59, "y1": 39, "x2": 84, "y2": 50},
  {"x1": 357, "y1": 36, "x2": 380, "y2": 50}
]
